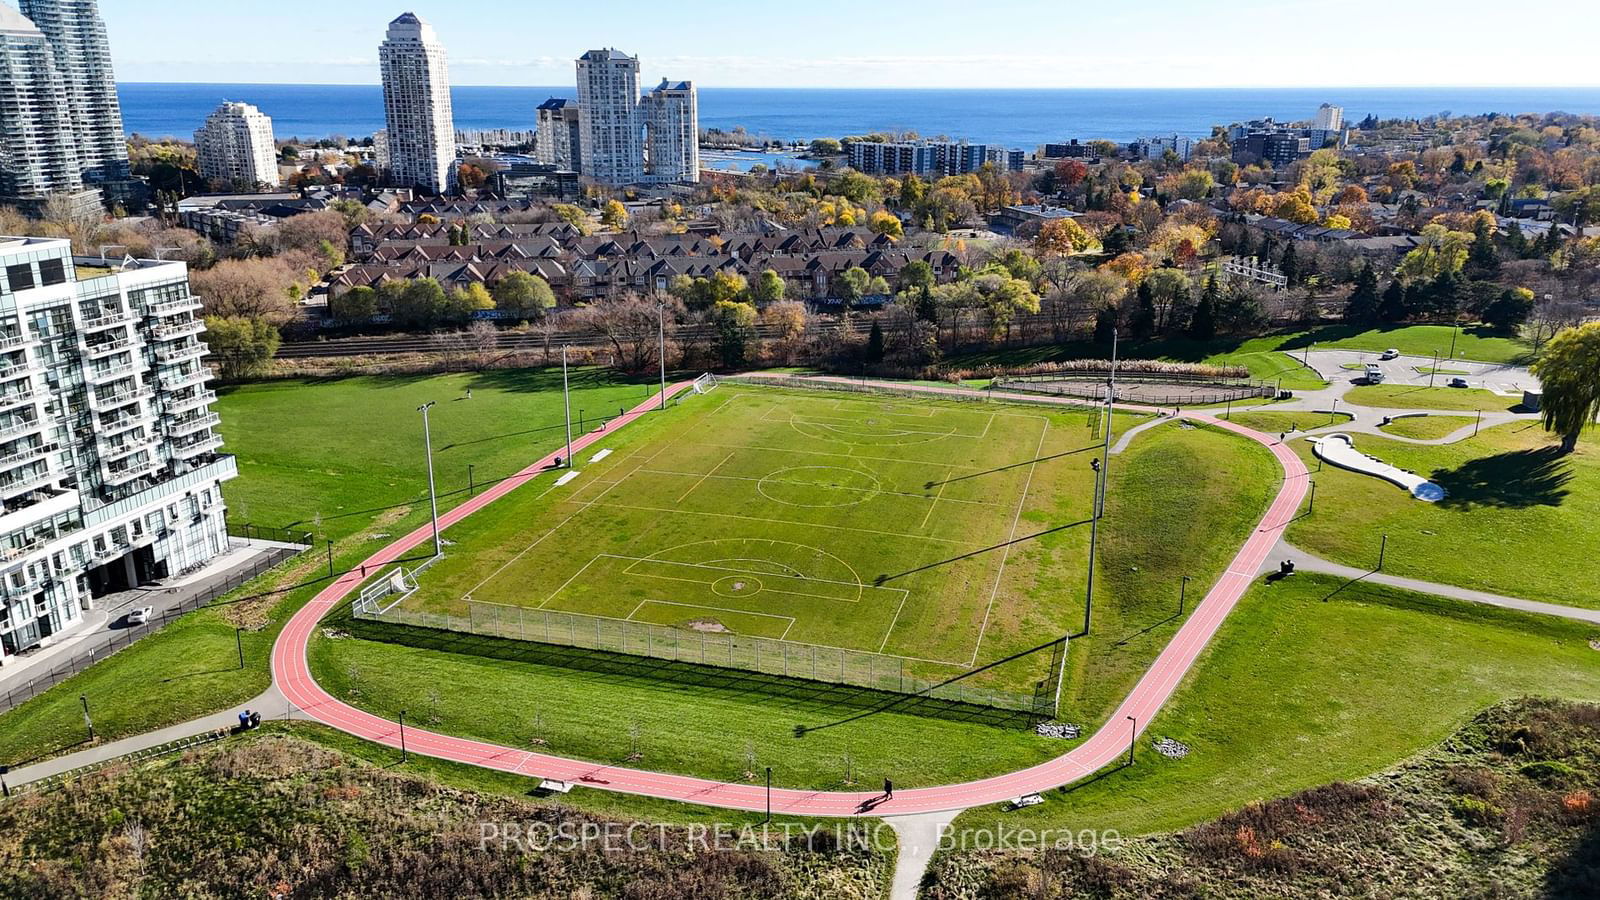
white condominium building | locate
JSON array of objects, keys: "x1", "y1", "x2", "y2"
[
  {"x1": 195, "y1": 101, "x2": 281, "y2": 190},
  {"x1": 644, "y1": 80, "x2": 699, "y2": 184},
  {"x1": 535, "y1": 98, "x2": 582, "y2": 171},
  {"x1": 18, "y1": 0, "x2": 127, "y2": 183},
  {"x1": 577, "y1": 48, "x2": 645, "y2": 185},
  {"x1": 0, "y1": 237, "x2": 235, "y2": 665},
  {"x1": 1313, "y1": 103, "x2": 1344, "y2": 132},
  {"x1": 0, "y1": 7, "x2": 84, "y2": 204},
  {"x1": 379, "y1": 12, "x2": 456, "y2": 194}
]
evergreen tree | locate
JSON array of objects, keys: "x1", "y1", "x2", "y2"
[
  {"x1": 1378, "y1": 278, "x2": 1409, "y2": 323},
  {"x1": 866, "y1": 320, "x2": 885, "y2": 363},
  {"x1": 1483, "y1": 288, "x2": 1534, "y2": 334},
  {"x1": 1427, "y1": 270, "x2": 1465, "y2": 318},
  {"x1": 1093, "y1": 304, "x2": 1119, "y2": 346},
  {"x1": 1131, "y1": 281, "x2": 1158, "y2": 339},
  {"x1": 1189, "y1": 277, "x2": 1219, "y2": 340},
  {"x1": 1536, "y1": 226, "x2": 1562, "y2": 258},
  {"x1": 1505, "y1": 220, "x2": 1529, "y2": 257},
  {"x1": 1345, "y1": 263, "x2": 1380, "y2": 324},
  {"x1": 1280, "y1": 242, "x2": 1300, "y2": 287},
  {"x1": 1467, "y1": 217, "x2": 1500, "y2": 275}
]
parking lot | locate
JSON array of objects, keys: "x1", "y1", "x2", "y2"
[{"x1": 1300, "y1": 349, "x2": 1541, "y2": 396}]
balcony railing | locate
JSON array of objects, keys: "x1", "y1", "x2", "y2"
[
  {"x1": 86, "y1": 362, "x2": 138, "y2": 384},
  {"x1": 163, "y1": 389, "x2": 217, "y2": 413},
  {"x1": 0, "y1": 468, "x2": 55, "y2": 498},
  {"x1": 170, "y1": 433, "x2": 224, "y2": 458},
  {"x1": 0, "y1": 334, "x2": 39, "y2": 352},
  {"x1": 103, "y1": 459, "x2": 160, "y2": 486},
  {"x1": 0, "y1": 441, "x2": 57, "y2": 472},
  {"x1": 151, "y1": 319, "x2": 206, "y2": 342},
  {"x1": 0, "y1": 361, "x2": 38, "y2": 383},
  {"x1": 81, "y1": 310, "x2": 136, "y2": 332},
  {"x1": 0, "y1": 390, "x2": 43, "y2": 412},
  {"x1": 153, "y1": 341, "x2": 207, "y2": 364},
  {"x1": 158, "y1": 369, "x2": 211, "y2": 393},
  {"x1": 89, "y1": 385, "x2": 153, "y2": 411},
  {"x1": 83, "y1": 336, "x2": 138, "y2": 359},
  {"x1": 100, "y1": 438, "x2": 154, "y2": 462},
  {"x1": 145, "y1": 297, "x2": 203, "y2": 317},
  {"x1": 0, "y1": 417, "x2": 44, "y2": 442},
  {"x1": 165, "y1": 411, "x2": 220, "y2": 435}
]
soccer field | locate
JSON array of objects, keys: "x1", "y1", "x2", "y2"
[{"x1": 399, "y1": 384, "x2": 1124, "y2": 689}]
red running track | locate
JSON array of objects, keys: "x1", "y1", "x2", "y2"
[{"x1": 272, "y1": 379, "x2": 1308, "y2": 816}]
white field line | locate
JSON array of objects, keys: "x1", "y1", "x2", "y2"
[
  {"x1": 618, "y1": 553, "x2": 898, "y2": 598},
  {"x1": 968, "y1": 419, "x2": 1052, "y2": 667},
  {"x1": 572, "y1": 500, "x2": 972, "y2": 546},
  {"x1": 675, "y1": 451, "x2": 736, "y2": 504},
  {"x1": 878, "y1": 593, "x2": 910, "y2": 654},
  {"x1": 919, "y1": 477, "x2": 950, "y2": 531},
  {"x1": 638, "y1": 467, "x2": 1006, "y2": 509},
  {"x1": 536, "y1": 555, "x2": 608, "y2": 609}
]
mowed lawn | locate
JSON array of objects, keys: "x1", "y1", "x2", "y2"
[
  {"x1": 215, "y1": 368, "x2": 664, "y2": 536},
  {"x1": 1218, "y1": 410, "x2": 1352, "y2": 435},
  {"x1": 404, "y1": 387, "x2": 1147, "y2": 690},
  {"x1": 1288, "y1": 422, "x2": 1600, "y2": 608},
  {"x1": 1378, "y1": 414, "x2": 1477, "y2": 441},
  {"x1": 1342, "y1": 383, "x2": 1526, "y2": 413},
  {"x1": 953, "y1": 573, "x2": 1600, "y2": 837}
]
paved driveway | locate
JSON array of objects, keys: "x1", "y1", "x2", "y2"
[{"x1": 1300, "y1": 349, "x2": 1540, "y2": 396}]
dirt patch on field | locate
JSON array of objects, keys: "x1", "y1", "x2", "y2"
[
  {"x1": 688, "y1": 619, "x2": 729, "y2": 633},
  {"x1": 1589, "y1": 638, "x2": 1600, "y2": 653}
]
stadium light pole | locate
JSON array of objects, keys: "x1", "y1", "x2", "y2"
[
  {"x1": 1083, "y1": 328, "x2": 1118, "y2": 636},
  {"x1": 418, "y1": 401, "x2": 442, "y2": 558},
  {"x1": 657, "y1": 302, "x2": 668, "y2": 412},
  {"x1": 561, "y1": 346, "x2": 574, "y2": 469}
]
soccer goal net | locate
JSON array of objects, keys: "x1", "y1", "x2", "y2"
[{"x1": 692, "y1": 372, "x2": 720, "y2": 395}]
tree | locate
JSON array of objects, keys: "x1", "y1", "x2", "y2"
[
  {"x1": 1378, "y1": 278, "x2": 1409, "y2": 323},
  {"x1": 750, "y1": 269, "x2": 785, "y2": 304},
  {"x1": 1396, "y1": 223, "x2": 1474, "y2": 283},
  {"x1": 865, "y1": 320, "x2": 885, "y2": 363},
  {"x1": 1280, "y1": 242, "x2": 1300, "y2": 287},
  {"x1": 1345, "y1": 264, "x2": 1380, "y2": 324},
  {"x1": 1482, "y1": 287, "x2": 1534, "y2": 334},
  {"x1": 190, "y1": 257, "x2": 302, "y2": 322},
  {"x1": 810, "y1": 138, "x2": 842, "y2": 155},
  {"x1": 1467, "y1": 215, "x2": 1501, "y2": 275},
  {"x1": 835, "y1": 267, "x2": 872, "y2": 304},
  {"x1": 391, "y1": 278, "x2": 447, "y2": 330},
  {"x1": 444, "y1": 282, "x2": 494, "y2": 324},
  {"x1": 1093, "y1": 304, "x2": 1119, "y2": 346},
  {"x1": 1189, "y1": 277, "x2": 1219, "y2": 340},
  {"x1": 868, "y1": 210, "x2": 903, "y2": 239},
  {"x1": 491, "y1": 271, "x2": 557, "y2": 317},
  {"x1": 1034, "y1": 217, "x2": 1096, "y2": 256},
  {"x1": 601, "y1": 199, "x2": 629, "y2": 230},
  {"x1": 203, "y1": 316, "x2": 280, "y2": 380},
  {"x1": 330, "y1": 286, "x2": 378, "y2": 322},
  {"x1": 1130, "y1": 281, "x2": 1158, "y2": 339},
  {"x1": 1529, "y1": 322, "x2": 1600, "y2": 454},
  {"x1": 551, "y1": 203, "x2": 590, "y2": 234},
  {"x1": 710, "y1": 300, "x2": 758, "y2": 368}
]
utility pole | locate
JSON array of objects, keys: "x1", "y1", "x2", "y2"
[
  {"x1": 418, "y1": 401, "x2": 442, "y2": 557},
  {"x1": 657, "y1": 302, "x2": 668, "y2": 412},
  {"x1": 562, "y1": 346, "x2": 574, "y2": 469}
]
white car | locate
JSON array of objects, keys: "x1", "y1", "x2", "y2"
[
  {"x1": 127, "y1": 606, "x2": 153, "y2": 626},
  {"x1": 1379, "y1": 348, "x2": 1400, "y2": 360}
]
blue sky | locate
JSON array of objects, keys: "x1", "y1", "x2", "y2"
[{"x1": 90, "y1": 0, "x2": 1600, "y2": 88}]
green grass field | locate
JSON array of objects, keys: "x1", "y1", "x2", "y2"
[
  {"x1": 1378, "y1": 414, "x2": 1476, "y2": 441},
  {"x1": 404, "y1": 386, "x2": 1170, "y2": 693},
  {"x1": 1290, "y1": 423, "x2": 1600, "y2": 608},
  {"x1": 952, "y1": 574, "x2": 1600, "y2": 836},
  {"x1": 1218, "y1": 410, "x2": 1352, "y2": 435},
  {"x1": 1342, "y1": 383, "x2": 1525, "y2": 412}
]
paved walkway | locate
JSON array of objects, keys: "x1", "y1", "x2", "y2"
[
  {"x1": 886, "y1": 810, "x2": 958, "y2": 900},
  {"x1": 1263, "y1": 541, "x2": 1600, "y2": 625},
  {"x1": 7, "y1": 684, "x2": 286, "y2": 787}
]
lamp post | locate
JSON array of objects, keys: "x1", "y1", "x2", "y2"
[
  {"x1": 236, "y1": 627, "x2": 244, "y2": 669},
  {"x1": 468, "y1": 464, "x2": 475, "y2": 498},
  {"x1": 81, "y1": 695, "x2": 94, "y2": 742},
  {"x1": 1126, "y1": 715, "x2": 1136, "y2": 766},
  {"x1": 1429, "y1": 350, "x2": 1440, "y2": 388},
  {"x1": 398, "y1": 710, "x2": 408, "y2": 763},
  {"x1": 1179, "y1": 575, "x2": 1191, "y2": 616},
  {"x1": 764, "y1": 766, "x2": 772, "y2": 824},
  {"x1": 657, "y1": 302, "x2": 668, "y2": 412},
  {"x1": 561, "y1": 346, "x2": 574, "y2": 469},
  {"x1": 1449, "y1": 319, "x2": 1460, "y2": 360},
  {"x1": 418, "y1": 401, "x2": 442, "y2": 557}
]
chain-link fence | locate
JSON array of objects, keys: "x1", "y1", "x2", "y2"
[{"x1": 353, "y1": 594, "x2": 1045, "y2": 713}]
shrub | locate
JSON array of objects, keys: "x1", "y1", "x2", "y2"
[{"x1": 1451, "y1": 795, "x2": 1504, "y2": 827}]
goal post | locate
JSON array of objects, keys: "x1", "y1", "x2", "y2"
[{"x1": 692, "y1": 373, "x2": 720, "y2": 395}]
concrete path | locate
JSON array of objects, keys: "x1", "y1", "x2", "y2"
[
  {"x1": 1260, "y1": 541, "x2": 1600, "y2": 625},
  {"x1": 6, "y1": 683, "x2": 287, "y2": 788},
  {"x1": 886, "y1": 811, "x2": 957, "y2": 900}
]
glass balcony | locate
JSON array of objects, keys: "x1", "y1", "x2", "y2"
[
  {"x1": 86, "y1": 362, "x2": 138, "y2": 384},
  {"x1": 165, "y1": 411, "x2": 220, "y2": 435},
  {"x1": 81, "y1": 310, "x2": 136, "y2": 332},
  {"x1": 103, "y1": 459, "x2": 161, "y2": 486},
  {"x1": 163, "y1": 389, "x2": 217, "y2": 414},
  {"x1": 169, "y1": 433, "x2": 224, "y2": 458},
  {"x1": 151, "y1": 319, "x2": 206, "y2": 342},
  {"x1": 83, "y1": 336, "x2": 138, "y2": 359},
  {"x1": 153, "y1": 341, "x2": 207, "y2": 364},
  {"x1": 0, "y1": 441, "x2": 56, "y2": 472},
  {"x1": 158, "y1": 368, "x2": 211, "y2": 393},
  {"x1": 0, "y1": 390, "x2": 43, "y2": 412},
  {"x1": 145, "y1": 296, "x2": 203, "y2": 317}
]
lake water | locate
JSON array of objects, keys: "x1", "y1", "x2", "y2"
[{"x1": 119, "y1": 83, "x2": 1600, "y2": 148}]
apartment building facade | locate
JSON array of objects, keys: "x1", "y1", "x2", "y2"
[
  {"x1": 643, "y1": 80, "x2": 698, "y2": 183},
  {"x1": 379, "y1": 12, "x2": 456, "y2": 194},
  {"x1": 195, "y1": 101, "x2": 281, "y2": 190},
  {"x1": 846, "y1": 140, "x2": 1008, "y2": 177},
  {"x1": 535, "y1": 98, "x2": 583, "y2": 171},
  {"x1": 18, "y1": 0, "x2": 127, "y2": 183},
  {"x1": 0, "y1": 237, "x2": 234, "y2": 664},
  {"x1": 576, "y1": 48, "x2": 645, "y2": 185}
]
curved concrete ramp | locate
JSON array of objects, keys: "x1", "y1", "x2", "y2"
[{"x1": 1312, "y1": 433, "x2": 1445, "y2": 502}]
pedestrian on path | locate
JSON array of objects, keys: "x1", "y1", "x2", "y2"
[{"x1": 884, "y1": 778, "x2": 894, "y2": 800}]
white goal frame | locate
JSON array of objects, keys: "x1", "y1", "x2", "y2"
[{"x1": 692, "y1": 372, "x2": 720, "y2": 395}]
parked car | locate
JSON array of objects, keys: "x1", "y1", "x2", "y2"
[
  {"x1": 1448, "y1": 377, "x2": 1469, "y2": 388},
  {"x1": 1380, "y1": 348, "x2": 1400, "y2": 360},
  {"x1": 1364, "y1": 363, "x2": 1386, "y2": 384},
  {"x1": 128, "y1": 606, "x2": 153, "y2": 625}
]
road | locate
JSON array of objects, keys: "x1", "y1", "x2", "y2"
[{"x1": 270, "y1": 375, "x2": 1309, "y2": 817}]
